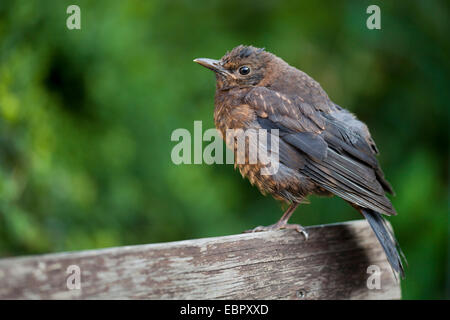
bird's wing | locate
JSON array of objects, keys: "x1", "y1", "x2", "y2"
[{"x1": 244, "y1": 87, "x2": 396, "y2": 215}]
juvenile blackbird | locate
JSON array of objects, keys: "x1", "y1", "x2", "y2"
[{"x1": 194, "y1": 45, "x2": 405, "y2": 277}]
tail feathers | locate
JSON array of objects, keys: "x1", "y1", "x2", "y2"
[{"x1": 360, "y1": 208, "x2": 406, "y2": 279}]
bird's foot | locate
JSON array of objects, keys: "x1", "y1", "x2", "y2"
[{"x1": 244, "y1": 222, "x2": 309, "y2": 240}]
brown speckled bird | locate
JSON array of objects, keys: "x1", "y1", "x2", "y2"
[{"x1": 194, "y1": 45, "x2": 405, "y2": 277}]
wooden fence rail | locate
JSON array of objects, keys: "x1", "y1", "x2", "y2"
[{"x1": 0, "y1": 219, "x2": 400, "y2": 299}]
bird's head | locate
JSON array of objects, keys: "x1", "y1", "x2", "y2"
[{"x1": 194, "y1": 45, "x2": 282, "y2": 91}]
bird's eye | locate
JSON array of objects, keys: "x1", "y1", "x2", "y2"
[{"x1": 238, "y1": 66, "x2": 250, "y2": 75}]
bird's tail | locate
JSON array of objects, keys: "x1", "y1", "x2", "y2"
[{"x1": 360, "y1": 208, "x2": 406, "y2": 279}]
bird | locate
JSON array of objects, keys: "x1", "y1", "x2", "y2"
[{"x1": 194, "y1": 45, "x2": 405, "y2": 278}]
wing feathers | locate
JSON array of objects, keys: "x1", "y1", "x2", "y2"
[{"x1": 246, "y1": 87, "x2": 396, "y2": 215}]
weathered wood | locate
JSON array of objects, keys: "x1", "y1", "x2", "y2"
[{"x1": 0, "y1": 219, "x2": 400, "y2": 299}]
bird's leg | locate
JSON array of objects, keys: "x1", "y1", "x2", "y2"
[{"x1": 244, "y1": 203, "x2": 309, "y2": 240}]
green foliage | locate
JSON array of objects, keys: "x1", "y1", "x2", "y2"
[{"x1": 0, "y1": 0, "x2": 448, "y2": 299}]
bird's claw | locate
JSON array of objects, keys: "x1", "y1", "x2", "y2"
[
  {"x1": 243, "y1": 223, "x2": 309, "y2": 240},
  {"x1": 284, "y1": 224, "x2": 309, "y2": 240}
]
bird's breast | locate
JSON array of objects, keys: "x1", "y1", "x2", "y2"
[
  {"x1": 212, "y1": 91, "x2": 313, "y2": 203},
  {"x1": 214, "y1": 89, "x2": 256, "y2": 136}
]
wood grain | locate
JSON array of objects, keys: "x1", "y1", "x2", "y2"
[{"x1": 0, "y1": 219, "x2": 401, "y2": 299}]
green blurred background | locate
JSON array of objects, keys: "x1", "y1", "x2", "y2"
[{"x1": 0, "y1": 1, "x2": 448, "y2": 299}]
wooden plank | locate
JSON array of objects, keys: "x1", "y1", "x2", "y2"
[{"x1": 0, "y1": 219, "x2": 401, "y2": 299}]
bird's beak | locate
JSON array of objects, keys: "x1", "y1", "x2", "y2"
[
  {"x1": 193, "y1": 58, "x2": 222, "y2": 72},
  {"x1": 194, "y1": 58, "x2": 233, "y2": 78}
]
